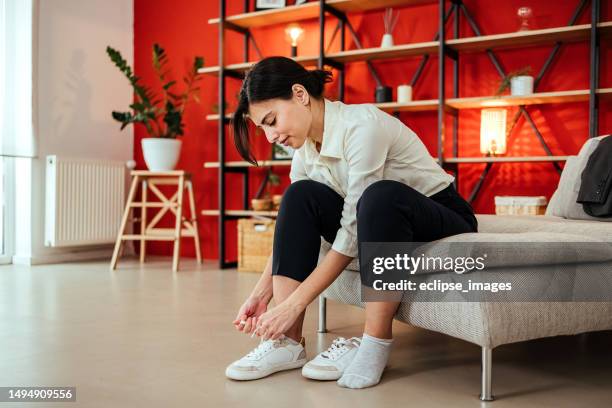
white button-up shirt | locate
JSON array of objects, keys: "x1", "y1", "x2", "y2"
[{"x1": 289, "y1": 99, "x2": 455, "y2": 258}]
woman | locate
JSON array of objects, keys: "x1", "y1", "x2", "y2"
[{"x1": 225, "y1": 56, "x2": 478, "y2": 388}]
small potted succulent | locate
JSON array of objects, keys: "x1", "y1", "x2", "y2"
[
  {"x1": 106, "y1": 44, "x2": 203, "y2": 171},
  {"x1": 496, "y1": 66, "x2": 533, "y2": 97}
]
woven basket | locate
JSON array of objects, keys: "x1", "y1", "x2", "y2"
[
  {"x1": 238, "y1": 218, "x2": 275, "y2": 273},
  {"x1": 495, "y1": 196, "x2": 547, "y2": 216}
]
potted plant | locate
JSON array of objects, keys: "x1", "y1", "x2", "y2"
[
  {"x1": 252, "y1": 169, "x2": 281, "y2": 211},
  {"x1": 106, "y1": 44, "x2": 203, "y2": 171},
  {"x1": 495, "y1": 66, "x2": 533, "y2": 97}
]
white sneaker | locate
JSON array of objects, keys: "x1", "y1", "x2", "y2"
[
  {"x1": 225, "y1": 336, "x2": 307, "y2": 381},
  {"x1": 302, "y1": 337, "x2": 361, "y2": 380}
]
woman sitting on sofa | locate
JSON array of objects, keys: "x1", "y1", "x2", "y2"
[{"x1": 225, "y1": 56, "x2": 478, "y2": 388}]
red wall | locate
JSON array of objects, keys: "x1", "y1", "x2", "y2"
[{"x1": 134, "y1": 0, "x2": 611, "y2": 262}]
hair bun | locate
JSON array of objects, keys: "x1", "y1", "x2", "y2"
[{"x1": 309, "y1": 69, "x2": 333, "y2": 95}]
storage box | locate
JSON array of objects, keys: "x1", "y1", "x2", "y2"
[
  {"x1": 495, "y1": 196, "x2": 547, "y2": 216},
  {"x1": 237, "y1": 218, "x2": 275, "y2": 273}
]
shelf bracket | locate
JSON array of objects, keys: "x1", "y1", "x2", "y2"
[
  {"x1": 345, "y1": 20, "x2": 384, "y2": 88},
  {"x1": 323, "y1": 3, "x2": 346, "y2": 22},
  {"x1": 410, "y1": 4, "x2": 456, "y2": 87},
  {"x1": 223, "y1": 21, "x2": 249, "y2": 35}
]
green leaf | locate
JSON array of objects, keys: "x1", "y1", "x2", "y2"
[
  {"x1": 194, "y1": 56, "x2": 204, "y2": 70},
  {"x1": 162, "y1": 80, "x2": 177, "y2": 90},
  {"x1": 163, "y1": 101, "x2": 184, "y2": 138}
]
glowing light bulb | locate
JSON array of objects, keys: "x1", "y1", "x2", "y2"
[{"x1": 285, "y1": 24, "x2": 304, "y2": 47}]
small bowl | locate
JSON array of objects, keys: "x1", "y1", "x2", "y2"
[{"x1": 251, "y1": 198, "x2": 272, "y2": 211}]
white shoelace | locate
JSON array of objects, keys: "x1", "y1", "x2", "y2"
[
  {"x1": 321, "y1": 337, "x2": 360, "y2": 360},
  {"x1": 245, "y1": 337, "x2": 283, "y2": 360}
]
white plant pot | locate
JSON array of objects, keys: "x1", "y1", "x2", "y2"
[
  {"x1": 141, "y1": 138, "x2": 182, "y2": 171},
  {"x1": 380, "y1": 33, "x2": 394, "y2": 48},
  {"x1": 510, "y1": 75, "x2": 534, "y2": 96}
]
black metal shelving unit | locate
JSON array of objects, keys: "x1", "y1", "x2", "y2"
[{"x1": 206, "y1": 0, "x2": 604, "y2": 269}]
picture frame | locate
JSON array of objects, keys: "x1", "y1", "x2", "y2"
[
  {"x1": 256, "y1": 0, "x2": 286, "y2": 10},
  {"x1": 272, "y1": 143, "x2": 295, "y2": 160}
]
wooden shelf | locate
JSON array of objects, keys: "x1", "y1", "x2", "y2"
[
  {"x1": 198, "y1": 22, "x2": 612, "y2": 77},
  {"x1": 445, "y1": 156, "x2": 569, "y2": 164},
  {"x1": 448, "y1": 89, "x2": 588, "y2": 109},
  {"x1": 207, "y1": 99, "x2": 440, "y2": 119},
  {"x1": 202, "y1": 209, "x2": 278, "y2": 217},
  {"x1": 198, "y1": 55, "x2": 318, "y2": 76},
  {"x1": 328, "y1": 41, "x2": 438, "y2": 63},
  {"x1": 205, "y1": 89, "x2": 611, "y2": 122},
  {"x1": 208, "y1": 0, "x2": 433, "y2": 29},
  {"x1": 448, "y1": 22, "x2": 612, "y2": 53},
  {"x1": 598, "y1": 87, "x2": 612, "y2": 99},
  {"x1": 206, "y1": 113, "x2": 232, "y2": 121},
  {"x1": 203, "y1": 160, "x2": 292, "y2": 168},
  {"x1": 375, "y1": 99, "x2": 439, "y2": 112}
]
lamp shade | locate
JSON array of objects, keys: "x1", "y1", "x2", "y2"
[{"x1": 480, "y1": 108, "x2": 507, "y2": 155}]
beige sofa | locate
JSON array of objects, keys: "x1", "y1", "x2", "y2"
[{"x1": 317, "y1": 136, "x2": 612, "y2": 401}]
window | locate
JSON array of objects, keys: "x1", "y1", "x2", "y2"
[
  {"x1": 1, "y1": 0, "x2": 36, "y2": 159},
  {"x1": 1, "y1": 0, "x2": 34, "y2": 263}
]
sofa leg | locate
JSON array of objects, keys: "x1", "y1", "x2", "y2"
[
  {"x1": 318, "y1": 295, "x2": 327, "y2": 333},
  {"x1": 480, "y1": 346, "x2": 494, "y2": 401}
]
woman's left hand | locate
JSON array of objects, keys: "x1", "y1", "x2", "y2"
[{"x1": 254, "y1": 299, "x2": 303, "y2": 341}]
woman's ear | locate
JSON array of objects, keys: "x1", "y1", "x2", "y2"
[{"x1": 292, "y1": 84, "x2": 310, "y2": 106}]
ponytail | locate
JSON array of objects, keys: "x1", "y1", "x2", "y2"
[{"x1": 232, "y1": 87, "x2": 256, "y2": 165}]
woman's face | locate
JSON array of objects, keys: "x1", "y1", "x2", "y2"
[{"x1": 248, "y1": 85, "x2": 312, "y2": 150}]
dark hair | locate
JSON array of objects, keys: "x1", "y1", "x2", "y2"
[{"x1": 232, "y1": 56, "x2": 332, "y2": 165}]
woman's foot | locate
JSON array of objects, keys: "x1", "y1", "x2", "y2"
[
  {"x1": 225, "y1": 335, "x2": 307, "y2": 380},
  {"x1": 302, "y1": 337, "x2": 361, "y2": 380},
  {"x1": 337, "y1": 333, "x2": 392, "y2": 389}
]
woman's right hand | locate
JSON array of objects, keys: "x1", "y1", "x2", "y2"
[{"x1": 233, "y1": 295, "x2": 269, "y2": 334}]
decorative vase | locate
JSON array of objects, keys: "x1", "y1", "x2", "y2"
[
  {"x1": 375, "y1": 86, "x2": 393, "y2": 103},
  {"x1": 380, "y1": 33, "x2": 394, "y2": 48},
  {"x1": 510, "y1": 75, "x2": 534, "y2": 96},
  {"x1": 141, "y1": 138, "x2": 182, "y2": 171}
]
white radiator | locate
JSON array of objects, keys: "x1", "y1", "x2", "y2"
[{"x1": 45, "y1": 155, "x2": 126, "y2": 247}]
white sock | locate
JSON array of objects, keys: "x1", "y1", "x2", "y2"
[{"x1": 337, "y1": 333, "x2": 392, "y2": 389}]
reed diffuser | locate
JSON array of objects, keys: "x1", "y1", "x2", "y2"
[{"x1": 381, "y1": 8, "x2": 399, "y2": 48}]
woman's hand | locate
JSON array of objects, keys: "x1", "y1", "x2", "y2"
[
  {"x1": 254, "y1": 300, "x2": 303, "y2": 341},
  {"x1": 233, "y1": 295, "x2": 269, "y2": 335}
]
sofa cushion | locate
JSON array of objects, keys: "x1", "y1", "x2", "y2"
[
  {"x1": 546, "y1": 135, "x2": 611, "y2": 221},
  {"x1": 319, "y1": 228, "x2": 612, "y2": 273},
  {"x1": 415, "y1": 231, "x2": 612, "y2": 272},
  {"x1": 476, "y1": 214, "x2": 612, "y2": 241}
]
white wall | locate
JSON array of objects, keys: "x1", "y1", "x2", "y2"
[{"x1": 13, "y1": 0, "x2": 134, "y2": 264}]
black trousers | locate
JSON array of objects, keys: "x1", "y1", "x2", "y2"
[{"x1": 272, "y1": 179, "x2": 478, "y2": 284}]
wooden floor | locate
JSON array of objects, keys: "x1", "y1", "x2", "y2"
[{"x1": 1, "y1": 257, "x2": 611, "y2": 408}]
